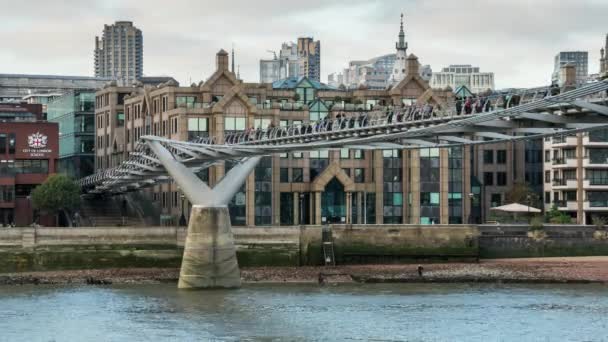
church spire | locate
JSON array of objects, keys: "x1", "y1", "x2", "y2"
[
  {"x1": 231, "y1": 43, "x2": 235, "y2": 73},
  {"x1": 396, "y1": 13, "x2": 408, "y2": 52}
]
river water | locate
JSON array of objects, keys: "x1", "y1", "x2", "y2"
[{"x1": 0, "y1": 283, "x2": 607, "y2": 341}]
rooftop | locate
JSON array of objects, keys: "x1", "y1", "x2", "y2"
[{"x1": 272, "y1": 76, "x2": 338, "y2": 90}]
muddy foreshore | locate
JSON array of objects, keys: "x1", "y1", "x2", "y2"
[{"x1": 1, "y1": 257, "x2": 607, "y2": 286}]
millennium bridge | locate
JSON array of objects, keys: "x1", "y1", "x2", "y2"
[{"x1": 79, "y1": 80, "x2": 608, "y2": 289}]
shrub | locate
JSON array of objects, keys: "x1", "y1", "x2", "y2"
[
  {"x1": 529, "y1": 216, "x2": 544, "y2": 231},
  {"x1": 592, "y1": 216, "x2": 606, "y2": 230}
]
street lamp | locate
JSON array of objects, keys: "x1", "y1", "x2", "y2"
[
  {"x1": 178, "y1": 188, "x2": 187, "y2": 227},
  {"x1": 468, "y1": 193, "x2": 475, "y2": 224},
  {"x1": 526, "y1": 194, "x2": 532, "y2": 223}
]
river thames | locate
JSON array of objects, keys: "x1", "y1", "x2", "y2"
[{"x1": 1, "y1": 283, "x2": 607, "y2": 341}]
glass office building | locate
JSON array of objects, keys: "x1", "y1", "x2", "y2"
[{"x1": 47, "y1": 90, "x2": 96, "y2": 179}]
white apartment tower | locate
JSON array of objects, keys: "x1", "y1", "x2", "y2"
[{"x1": 94, "y1": 21, "x2": 143, "y2": 86}]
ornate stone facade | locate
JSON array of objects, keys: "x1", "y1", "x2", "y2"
[{"x1": 94, "y1": 49, "x2": 532, "y2": 227}]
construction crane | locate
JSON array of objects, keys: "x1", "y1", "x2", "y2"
[{"x1": 266, "y1": 50, "x2": 277, "y2": 60}]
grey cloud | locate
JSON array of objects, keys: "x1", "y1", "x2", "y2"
[{"x1": 0, "y1": 0, "x2": 605, "y2": 88}]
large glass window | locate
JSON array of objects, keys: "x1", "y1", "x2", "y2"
[
  {"x1": 587, "y1": 169, "x2": 608, "y2": 185},
  {"x1": 354, "y1": 168, "x2": 365, "y2": 183},
  {"x1": 255, "y1": 157, "x2": 272, "y2": 225},
  {"x1": 225, "y1": 117, "x2": 246, "y2": 133},
  {"x1": 176, "y1": 96, "x2": 196, "y2": 109},
  {"x1": 496, "y1": 150, "x2": 506, "y2": 164},
  {"x1": 309, "y1": 150, "x2": 329, "y2": 180},
  {"x1": 588, "y1": 148, "x2": 608, "y2": 164},
  {"x1": 589, "y1": 129, "x2": 608, "y2": 142},
  {"x1": 293, "y1": 168, "x2": 303, "y2": 182},
  {"x1": 0, "y1": 185, "x2": 14, "y2": 203},
  {"x1": 0, "y1": 134, "x2": 6, "y2": 154},
  {"x1": 8, "y1": 133, "x2": 15, "y2": 154},
  {"x1": 116, "y1": 111, "x2": 124, "y2": 127},
  {"x1": 280, "y1": 168, "x2": 289, "y2": 183},
  {"x1": 187, "y1": 118, "x2": 209, "y2": 140},
  {"x1": 383, "y1": 149, "x2": 402, "y2": 224},
  {"x1": 2, "y1": 160, "x2": 49, "y2": 174},
  {"x1": 588, "y1": 191, "x2": 608, "y2": 207},
  {"x1": 448, "y1": 146, "x2": 463, "y2": 224},
  {"x1": 254, "y1": 118, "x2": 272, "y2": 129},
  {"x1": 280, "y1": 192, "x2": 294, "y2": 225},
  {"x1": 226, "y1": 161, "x2": 246, "y2": 226},
  {"x1": 484, "y1": 172, "x2": 494, "y2": 185},
  {"x1": 483, "y1": 150, "x2": 494, "y2": 164}
]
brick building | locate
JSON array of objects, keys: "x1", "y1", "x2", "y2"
[
  {"x1": 0, "y1": 103, "x2": 58, "y2": 226},
  {"x1": 94, "y1": 49, "x2": 537, "y2": 226}
]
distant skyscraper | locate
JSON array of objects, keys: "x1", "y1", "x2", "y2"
[
  {"x1": 297, "y1": 37, "x2": 321, "y2": 82},
  {"x1": 94, "y1": 21, "x2": 143, "y2": 86},
  {"x1": 260, "y1": 39, "x2": 320, "y2": 83},
  {"x1": 552, "y1": 51, "x2": 588, "y2": 86}
]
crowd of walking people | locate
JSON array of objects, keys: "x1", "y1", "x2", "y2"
[{"x1": 221, "y1": 88, "x2": 552, "y2": 145}]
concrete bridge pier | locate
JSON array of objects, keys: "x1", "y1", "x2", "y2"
[
  {"x1": 178, "y1": 205, "x2": 240, "y2": 289},
  {"x1": 146, "y1": 140, "x2": 261, "y2": 289}
]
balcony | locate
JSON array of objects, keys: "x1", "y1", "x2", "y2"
[
  {"x1": 553, "y1": 178, "x2": 578, "y2": 188},
  {"x1": 584, "y1": 200, "x2": 608, "y2": 210},
  {"x1": 552, "y1": 135, "x2": 577, "y2": 146},
  {"x1": 583, "y1": 157, "x2": 608, "y2": 167},
  {"x1": 552, "y1": 157, "x2": 577, "y2": 168},
  {"x1": 586, "y1": 178, "x2": 608, "y2": 186},
  {"x1": 553, "y1": 200, "x2": 567, "y2": 208}
]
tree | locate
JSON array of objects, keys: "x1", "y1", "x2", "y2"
[
  {"x1": 31, "y1": 174, "x2": 80, "y2": 226},
  {"x1": 292, "y1": 93, "x2": 300, "y2": 102},
  {"x1": 505, "y1": 182, "x2": 541, "y2": 208},
  {"x1": 546, "y1": 204, "x2": 571, "y2": 224}
]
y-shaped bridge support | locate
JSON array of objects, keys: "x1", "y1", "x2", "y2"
[{"x1": 148, "y1": 140, "x2": 261, "y2": 289}]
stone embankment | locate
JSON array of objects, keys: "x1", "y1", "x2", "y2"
[{"x1": 2, "y1": 257, "x2": 607, "y2": 286}]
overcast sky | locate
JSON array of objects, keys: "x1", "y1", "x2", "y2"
[{"x1": 0, "y1": 0, "x2": 606, "y2": 89}]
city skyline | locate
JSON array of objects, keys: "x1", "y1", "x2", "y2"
[{"x1": 0, "y1": 0, "x2": 606, "y2": 89}]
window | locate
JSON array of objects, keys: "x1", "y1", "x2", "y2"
[
  {"x1": 563, "y1": 148, "x2": 576, "y2": 159},
  {"x1": 342, "y1": 168, "x2": 351, "y2": 177},
  {"x1": 225, "y1": 117, "x2": 246, "y2": 132},
  {"x1": 491, "y1": 193, "x2": 502, "y2": 207},
  {"x1": 280, "y1": 168, "x2": 289, "y2": 183},
  {"x1": 340, "y1": 148, "x2": 350, "y2": 159},
  {"x1": 254, "y1": 118, "x2": 272, "y2": 129},
  {"x1": 354, "y1": 150, "x2": 363, "y2": 159},
  {"x1": 292, "y1": 168, "x2": 303, "y2": 182},
  {"x1": 187, "y1": 118, "x2": 209, "y2": 140},
  {"x1": 255, "y1": 157, "x2": 272, "y2": 225},
  {"x1": 8, "y1": 133, "x2": 15, "y2": 154},
  {"x1": 0, "y1": 134, "x2": 6, "y2": 154},
  {"x1": 310, "y1": 150, "x2": 329, "y2": 180},
  {"x1": 496, "y1": 172, "x2": 507, "y2": 186},
  {"x1": 563, "y1": 169, "x2": 576, "y2": 180},
  {"x1": 354, "y1": 168, "x2": 365, "y2": 183},
  {"x1": 421, "y1": 192, "x2": 440, "y2": 206},
  {"x1": 545, "y1": 171, "x2": 551, "y2": 183},
  {"x1": 176, "y1": 96, "x2": 196, "y2": 109},
  {"x1": 293, "y1": 152, "x2": 303, "y2": 159},
  {"x1": 483, "y1": 150, "x2": 494, "y2": 164},
  {"x1": 565, "y1": 191, "x2": 576, "y2": 201},
  {"x1": 496, "y1": 150, "x2": 506, "y2": 164},
  {"x1": 545, "y1": 192, "x2": 551, "y2": 204},
  {"x1": 484, "y1": 172, "x2": 494, "y2": 185}
]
